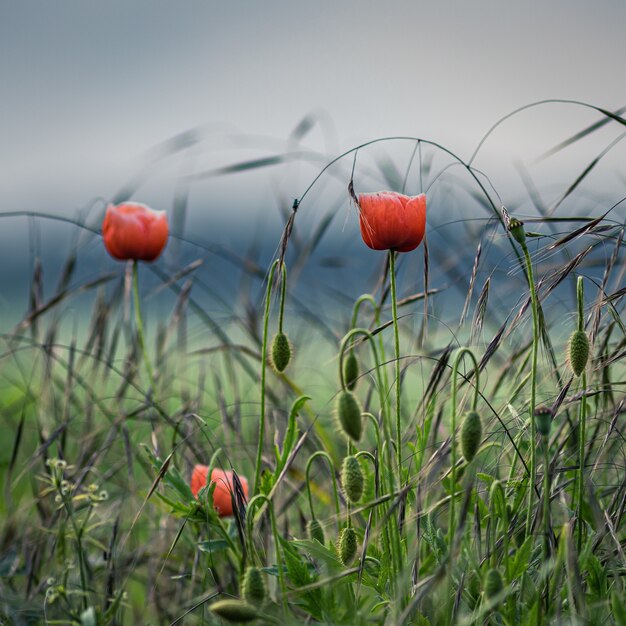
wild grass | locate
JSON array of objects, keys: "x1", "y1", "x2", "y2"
[{"x1": 1, "y1": 100, "x2": 625, "y2": 625}]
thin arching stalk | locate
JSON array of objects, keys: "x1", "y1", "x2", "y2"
[{"x1": 254, "y1": 259, "x2": 283, "y2": 494}]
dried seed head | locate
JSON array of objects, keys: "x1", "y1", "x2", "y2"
[
  {"x1": 568, "y1": 330, "x2": 589, "y2": 377},
  {"x1": 484, "y1": 568, "x2": 504, "y2": 599},
  {"x1": 307, "y1": 518, "x2": 325, "y2": 544},
  {"x1": 241, "y1": 567, "x2": 266, "y2": 606},
  {"x1": 343, "y1": 351, "x2": 359, "y2": 391},
  {"x1": 534, "y1": 405, "x2": 553, "y2": 439},
  {"x1": 337, "y1": 526, "x2": 358, "y2": 565},
  {"x1": 270, "y1": 332, "x2": 291, "y2": 373},
  {"x1": 336, "y1": 391, "x2": 362, "y2": 442},
  {"x1": 460, "y1": 410, "x2": 483, "y2": 462},
  {"x1": 210, "y1": 599, "x2": 258, "y2": 622},
  {"x1": 341, "y1": 455, "x2": 364, "y2": 503}
]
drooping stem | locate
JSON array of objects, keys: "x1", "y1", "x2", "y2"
[
  {"x1": 132, "y1": 260, "x2": 154, "y2": 386},
  {"x1": 305, "y1": 451, "x2": 341, "y2": 526},
  {"x1": 521, "y1": 242, "x2": 540, "y2": 539},
  {"x1": 449, "y1": 348, "x2": 480, "y2": 548},
  {"x1": 254, "y1": 259, "x2": 282, "y2": 494},
  {"x1": 246, "y1": 495, "x2": 287, "y2": 609},
  {"x1": 388, "y1": 251, "x2": 403, "y2": 485},
  {"x1": 576, "y1": 276, "x2": 587, "y2": 551},
  {"x1": 350, "y1": 294, "x2": 391, "y2": 424}
]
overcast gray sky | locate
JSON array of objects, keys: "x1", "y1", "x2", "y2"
[{"x1": 2, "y1": 0, "x2": 626, "y2": 219}]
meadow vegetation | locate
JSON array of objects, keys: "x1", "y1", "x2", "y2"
[{"x1": 1, "y1": 100, "x2": 625, "y2": 625}]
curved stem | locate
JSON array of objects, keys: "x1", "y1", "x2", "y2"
[
  {"x1": 132, "y1": 260, "x2": 154, "y2": 386},
  {"x1": 449, "y1": 348, "x2": 480, "y2": 548},
  {"x1": 521, "y1": 242, "x2": 539, "y2": 539},
  {"x1": 246, "y1": 495, "x2": 286, "y2": 609},
  {"x1": 305, "y1": 451, "x2": 341, "y2": 525},
  {"x1": 254, "y1": 259, "x2": 281, "y2": 494},
  {"x1": 350, "y1": 294, "x2": 379, "y2": 330}
]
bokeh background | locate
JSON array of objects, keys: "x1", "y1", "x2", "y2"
[{"x1": 2, "y1": 0, "x2": 626, "y2": 334}]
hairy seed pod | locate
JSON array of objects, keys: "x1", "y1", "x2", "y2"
[
  {"x1": 270, "y1": 332, "x2": 291, "y2": 373},
  {"x1": 336, "y1": 391, "x2": 362, "y2": 442},
  {"x1": 210, "y1": 599, "x2": 258, "y2": 622},
  {"x1": 241, "y1": 567, "x2": 266, "y2": 606},
  {"x1": 307, "y1": 518, "x2": 325, "y2": 544},
  {"x1": 568, "y1": 330, "x2": 589, "y2": 377},
  {"x1": 460, "y1": 410, "x2": 482, "y2": 462},
  {"x1": 534, "y1": 405, "x2": 553, "y2": 439},
  {"x1": 343, "y1": 351, "x2": 359, "y2": 391},
  {"x1": 341, "y1": 455, "x2": 364, "y2": 503},
  {"x1": 337, "y1": 526, "x2": 358, "y2": 565},
  {"x1": 484, "y1": 568, "x2": 503, "y2": 599}
]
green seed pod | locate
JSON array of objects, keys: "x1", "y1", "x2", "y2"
[
  {"x1": 534, "y1": 405, "x2": 553, "y2": 439},
  {"x1": 343, "y1": 351, "x2": 359, "y2": 391},
  {"x1": 460, "y1": 410, "x2": 482, "y2": 462},
  {"x1": 568, "y1": 329, "x2": 589, "y2": 377},
  {"x1": 507, "y1": 217, "x2": 526, "y2": 245},
  {"x1": 307, "y1": 518, "x2": 325, "y2": 544},
  {"x1": 484, "y1": 568, "x2": 503, "y2": 600},
  {"x1": 241, "y1": 567, "x2": 266, "y2": 607},
  {"x1": 341, "y1": 455, "x2": 364, "y2": 503},
  {"x1": 337, "y1": 526, "x2": 358, "y2": 565},
  {"x1": 210, "y1": 599, "x2": 258, "y2": 622},
  {"x1": 270, "y1": 332, "x2": 291, "y2": 373},
  {"x1": 336, "y1": 391, "x2": 362, "y2": 442}
]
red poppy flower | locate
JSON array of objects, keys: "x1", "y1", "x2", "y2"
[
  {"x1": 190, "y1": 465, "x2": 249, "y2": 517},
  {"x1": 358, "y1": 191, "x2": 426, "y2": 252},
  {"x1": 102, "y1": 202, "x2": 169, "y2": 262}
]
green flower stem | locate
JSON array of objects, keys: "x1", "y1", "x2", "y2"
[
  {"x1": 277, "y1": 263, "x2": 288, "y2": 334},
  {"x1": 132, "y1": 260, "x2": 155, "y2": 386},
  {"x1": 254, "y1": 259, "x2": 284, "y2": 494},
  {"x1": 449, "y1": 348, "x2": 480, "y2": 548},
  {"x1": 349, "y1": 294, "x2": 391, "y2": 415},
  {"x1": 576, "y1": 276, "x2": 587, "y2": 551},
  {"x1": 388, "y1": 251, "x2": 403, "y2": 486},
  {"x1": 339, "y1": 327, "x2": 403, "y2": 584},
  {"x1": 542, "y1": 437, "x2": 552, "y2": 616},
  {"x1": 246, "y1": 494, "x2": 286, "y2": 609},
  {"x1": 305, "y1": 451, "x2": 341, "y2": 526},
  {"x1": 520, "y1": 241, "x2": 539, "y2": 540}
]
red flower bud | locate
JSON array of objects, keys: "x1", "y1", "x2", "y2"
[
  {"x1": 358, "y1": 191, "x2": 426, "y2": 252},
  {"x1": 102, "y1": 202, "x2": 168, "y2": 262},
  {"x1": 190, "y1": 465, "x2": 249, "y2": 517}
]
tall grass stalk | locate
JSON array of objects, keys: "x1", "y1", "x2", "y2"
[{"x1": 576, "y1": 276, "x2": 587, "y2": 551}]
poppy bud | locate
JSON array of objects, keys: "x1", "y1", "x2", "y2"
[
  {"x1": 270, "y1": 332, "x2": 291, "y2": 373},
  {"x1": 568, "y1": 330, "x2": 589, "y2": 377},
  {"x1": 210, "y1": 599, "x2": 258, "y2": 623},
  {"x1": 534, "y1": 405, "x2": 553, "y2": 439},
  {"x1": 336, "y1": 391, "x2": 362, "y2": 442},
  {"x1": 341, "y1": 455, "x2": 364, "y2": 503},
  {"x1": 460, "y1": 410, "x2": 482, "y2": 462},
  {"x1": 484, "y1": 568, "x2": 503, "y2": 599},
  {"x1": 507, "y1": 217, "x2": 526, "y2": 245},
  {"x1": 343, "y1": 351, "x2": 359, "y2": 391},
  {"x1": 337, "y1": 526, "x2": 358, "y2": 565},
  {"x1": 307, "y1": 518, "x2": 325, "y2": 544},
  {"x1": 241, "y1": 567, "x2": 266, "y2": 606},
  {"x1": 102, "y1": 202, "x2": 168, "y2": 262}
]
